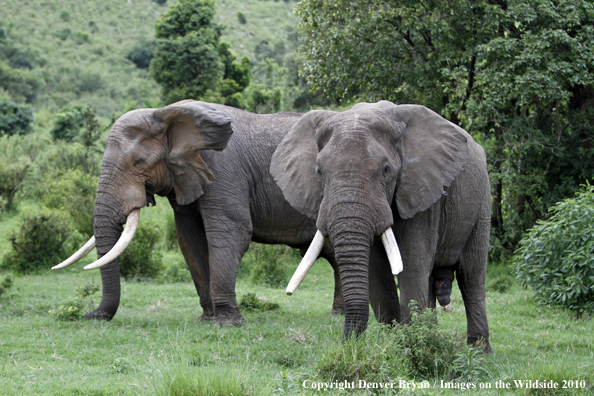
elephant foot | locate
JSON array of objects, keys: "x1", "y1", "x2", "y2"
[
  {"x1": 198, "y1": 312, "x2": 214, "y2": 321},
  {"x1": 330, "y1": 307, "x2": 344, "y2": 316},
  {"x1": 467, "y1": 336, "x2": 492, "y2": 354},
  {"x1": 213, "y1": 311, "x2": 245, "y2": 327},
  {"x1": 83, "y1": 308, "x2": 115, "y2": 321}
]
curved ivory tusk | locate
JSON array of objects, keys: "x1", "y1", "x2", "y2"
[
  {"x1": 381, "y1": 227, "x2": 403, "y2": 275},
  {"x1": 83, "y1": 209, "x2": 140, "y2": 270},
  {"x1": 52, "y1": 236, "x2": 96, "y2": 270},
  {"x1": 286, "y1": 230, "x2": 325, "y2": 295}
]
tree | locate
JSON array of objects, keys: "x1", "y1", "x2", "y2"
[
  {"x1": 149, "y1": 0, "x2": 250, "y2": 106},
  {"x1": 296, "y1": 0, "x2": 594, "y2": 259},
  {"x1": 0, "y1": 96, "x2": 34, "y2": 136}
]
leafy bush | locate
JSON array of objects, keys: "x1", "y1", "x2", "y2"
[
  {"x1": 1, "y1": 208, "x2": 80, "y2": 273},
  {"x1": 237, "y1": 12, "x2": 247, "y2": 24},
  {"x1": 50, "y1": 106, "x2": 86, "y2": 142},
  {"x1": 241, "y1": 243, "x2": 295, "y2": 287},
  {"x1": 48, "y1": 282, "x2": 99, "y2": 321},
  {"x1": 162, "y1": 260, "x2": 192, "y2": 283},
  {"x1": 0, "y1": 275, "x2": 13, "y2": 297},
  {"x1": 119, "y1": 217, "x2": 164, "y2": 279},
  {"x1": 317, "y1": 305, "x2": 486, "y2": 382},
  {"x1": 0, "y1": 159, "x2": 29, "y2": 212},
  {"x1": 238, "y1": 292, "x2": 280, "y2": 312},
  {"x1": 514, "y1": 184, "x2": 594, "y2": 315},
  {"x1": 0, "y1": 62, "x2": 41, "y2": 103},
  {"x1": 127, "y1": 38, "x2": 156, "y2": 69},
  {"x1": 40, "y1": 169, "x2": 98, "y2": 236},
  {"x1": 0, "y1": 96, "x2": 34, "y2": 136}
]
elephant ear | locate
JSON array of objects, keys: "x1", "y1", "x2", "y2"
[
  {"x1": 154, "y1": 101, "x2": 233, "y2": 205},
  {"x1": 270, "y1": 110, "x2": 336, "y2": 219},
  {"x1": 383, "y1": 103, "x2": 470, "y2": 219}
]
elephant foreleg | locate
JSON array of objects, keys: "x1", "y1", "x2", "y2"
[{"x1": 174, "y1": 210, "x2": 214, "y2": 321}]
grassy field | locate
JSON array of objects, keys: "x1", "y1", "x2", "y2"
[{"x1": 0, "y1": 242, "x2": 593, "y2": 395}]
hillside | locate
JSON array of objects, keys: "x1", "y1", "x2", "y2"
[{"x1": 0, "y1": 0, "x2": 297, "y2": 118}]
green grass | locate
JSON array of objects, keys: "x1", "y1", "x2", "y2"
[{"x1": 0, "y1": 257, "x2": 593, "y2": 395}]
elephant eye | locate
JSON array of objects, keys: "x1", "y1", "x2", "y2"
[
  {"x1": 383, "y1": 164, "x2": 391, "y2": 176},
  {"x1": 316, "y1": 166, "x2": 322, "y2": 177},
  {"x1": 133, "y1": 157, "x2": 145, "y2": 166}
]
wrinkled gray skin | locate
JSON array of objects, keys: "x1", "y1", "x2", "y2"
[
  {"x1": 88, "y1": 100, "x2": 345, "y2": 324},
  {"x1": 271, "y1": 101, "x2": 491, "y2": 352}
]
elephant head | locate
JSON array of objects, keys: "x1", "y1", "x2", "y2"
[
  {"x1": 270, "y1": 101, "x2": 469, "y2": 338},
  {"x1": 54, "y1": 100, "x2": 233, "y2": 319}
]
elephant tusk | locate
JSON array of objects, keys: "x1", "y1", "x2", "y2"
[
  {"x1": 83, "y1": 209, "x2": 140, "y2": 270},
  {"x1": 52, "y1": 236, "x2": 96, "y2": 270},
  {"x1": 286, "y1": 230, "x2": 325, "y2": 295},
  {"x1": 381, "y1": 227, "x2": 403, "y2": 275}
]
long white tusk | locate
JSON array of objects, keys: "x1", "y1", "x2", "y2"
[
  {"x1": 52, "y1": 236, "x2": 96, "y2": 270},
  {"x1": 83, "y1": 209, "x2": 140, "y2": 270},
  {"x1": 286, "y1": 230, "x2": 325, "y2": 295},
  {"x1": 381, "y1": 227, "x2": 403, "y2": 275}
]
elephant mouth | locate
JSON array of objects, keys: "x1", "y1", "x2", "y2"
[
  {"x1": 51, "y1": 209, "x2": 140, "y2": 271},
  {"x1": 285, "y1": 227, "x2": 403, "y2": 295}
]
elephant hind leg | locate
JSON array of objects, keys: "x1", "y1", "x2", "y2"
[
  {"x1": 368, "y1": 239, "x2": 400, "y2": 325},
  {"x1": 457, "y1": 209, "x2": 491, "y2": 353},
  {"x1": 318, "y1": 248, "x2": 345, "y2": 316},
  {"x1": 174, "y1": 210, "x2": 213, "y2": 321}
]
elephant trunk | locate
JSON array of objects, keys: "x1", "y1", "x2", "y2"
[
  {"x1": 84, "y1": 190, "x2": 125, "y2": 320},
  {"x1": 327, "y1": 207, "x2": 374, "y2": 339}
]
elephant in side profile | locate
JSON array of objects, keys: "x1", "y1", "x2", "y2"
[
  {"x1": 55, "y1": 100, "x2": 345, "y2": 324},
  {"x1": 271, "y1": 101, "x2": 491, "y2": 352}
]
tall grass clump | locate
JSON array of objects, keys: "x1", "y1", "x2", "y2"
[
  {"x1": 316, "y1": 305, "x2": 486, "y2": 383},
  {"x1": 514, "y1": 184, "x2": 594, "y2": 316},
  {"x1": 149, "y1": 365, "x2": 250, "y2": 396}
]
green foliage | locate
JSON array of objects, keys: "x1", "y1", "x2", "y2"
[
  {"x1": 0, "y1": 62, "x2": 41, "y2": 104},
  {"x1": 241, "y1": 243, "x2": 294, "y2": 287},
  {"x1": 296, "y1": 0, "x2": 594, "y2": 258},
  {"x1": 486, "y1": 273, "x2": 514, "y2": 293},
  {"x1": 1, "y1": 208, "x2": 78, "y2": 273},
  {"x1": 316, "y1": 306, "x2": 485, "y2": 383},
  {"x1": 51, "y1": 105, "x2": 102, "y2": 145},
  {"x1": 150, "y1": 0, "x2": 250, "y2": 106},
  {"x1": 237, "y1": 12, "x2": 247, "y2": 25},
  {"x1": 161, "y1": 260, "x2": 192, "y2": 283},
  {"x1": 127, "y1": 37, "x2": 156, "y2": 69},
  {"x1": 0, "y1": 158, "x2": 29, "y2": 212},
  {"x1": 40, "y1": 169, "x2": 98, "y2": 236},
  {"x1": 48, "y1": 282, "x2": 99, "y2": 321},
  {"x1": 0, "y1": 275, "x2": 13, "y2": 297},
  {"x1": 0, "y1": 96, "x2": 34, "y2": 136},
  {"x1": 238, "y1": 292, "x2": 280, "y2": 312},
  {"x1": 119, "y1": 217, "x2": 164, "y2": 280},
  {"x1": 514, "y1": 184, "x2": 594, "y2": 315}
]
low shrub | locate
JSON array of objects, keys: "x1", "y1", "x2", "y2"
[
  {"x1": 1, "y1": 208, "x2": 79, "y2": 273},
  {"x1": 119, "y1": 217, "x2": 164, "y2": 279},
  {"x1": 0, "y1": 96, "x2": 34, "y2": 136},
  {"x1": 48, "y1": 282, "x2": 99, "y2": 321},
  {"x1": 0, "y1": 275, "x2": 13, "y2": 297},
  {"x1": 316, "y1": 304, "x2": 486, "y2": 383},
  {"x1": 162, "y1": 260, "x2": 192, "y2": 283},
  {"x1": 0, "y1": 159, "x2": 29, "y2": 212},
  {"x1": 486, "y1": 273, "x2": 514, "y2": 293},
  {"x1": 40, "y1": 168, "x2": 98, "y2": 236},
  {"x1": 238, "y1": 292, "x2": 280, "y2": 312},
  {"x1": 242, "y1": 243, "x2": 296, "y2": 288},
  {"x1": 514, "y1": 184, "x2": 594, "y2": 315}
]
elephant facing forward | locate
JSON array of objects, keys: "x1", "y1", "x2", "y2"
[{"x1": 272, "y1": 101, "x2": 491, "y2": 352}]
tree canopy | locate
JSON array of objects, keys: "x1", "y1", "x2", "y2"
[
  {"x1": 297, "y1": 0, "x2": 594, "y2": 257},
  {"x1": 150, "y1": 0, "x2": 250, "y2": 106}
]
